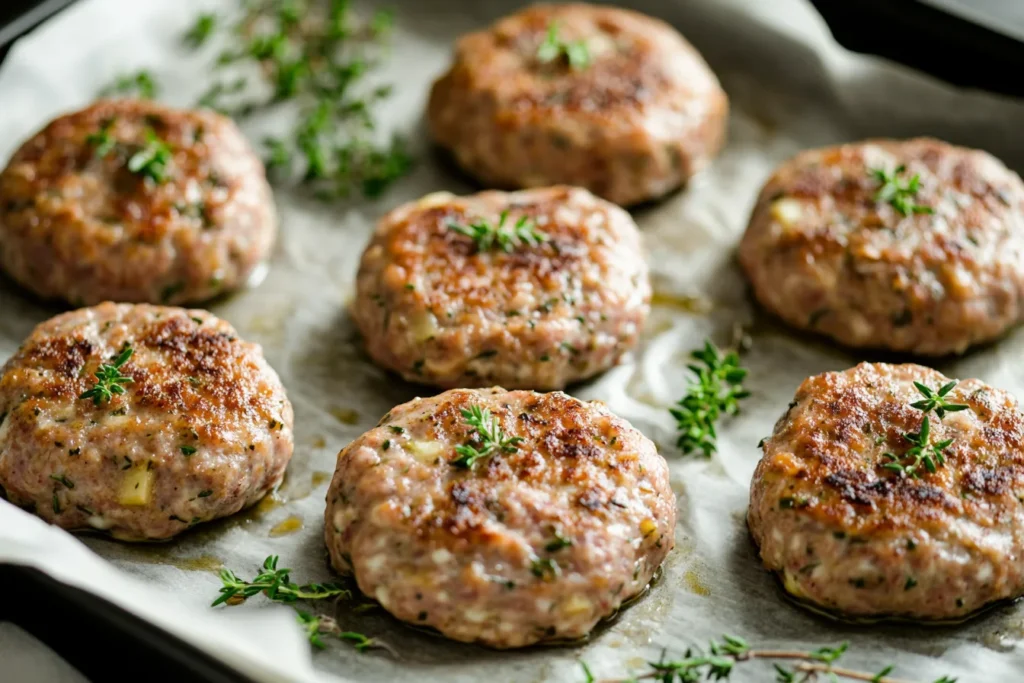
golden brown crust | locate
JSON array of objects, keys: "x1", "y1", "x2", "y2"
[
  {"x1": 0, "y1": 303, "x2": 293, "y2": 540},
  {"x1": 0, "y1": 99, "x2": 275, "y2": 305},
  {"x1": 428, "y1": 3, "x2": 728, "y2": 206},
  {"x1": 324, "y1": 387, "x2": 674, "y2": 647},
  {"x1": 749, "y1": 362, "x2": 1024, "y2": 620},
  {"x1": 739, "y1": 138, "x2": 1024, "y2": 355},
  {"x1": 352, "y1": 187, "x2": 650, "y2": 389}
]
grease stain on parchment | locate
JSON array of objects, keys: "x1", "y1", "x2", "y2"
[{"x1": 270, "y1": 515, "x2": 304, "y2": 537}]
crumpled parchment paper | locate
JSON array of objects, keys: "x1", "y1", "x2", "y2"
[{"x1": 2, "y1": 0, "x2": 1024, "y2": 681}]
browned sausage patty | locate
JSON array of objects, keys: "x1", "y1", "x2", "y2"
[
  {"x1": 352, "y1": 186, "x2": 650, "y2": 390},
  {"x1": 749, "y1": 362, "x2": 1024, "y2": 620},
  {"x1": 324, "y1": 387, "x2": 675, "y2": 648},
  {"x1": 427, "y1": 3, "x2": 728, "y2": 207},
  {"x1": 0, "y1": 99, "x2": 276, "y2": 306},
  {"x1": 739, "y1": 138, "x2": 1024, "y2": 355},
  {"x1": 0, "y1": 303, "x2": 293, "y2": 541}
]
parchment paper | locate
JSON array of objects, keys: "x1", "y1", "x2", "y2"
[{"x1": 2, "y1": 0, "x2": 1024, "y2": 681}]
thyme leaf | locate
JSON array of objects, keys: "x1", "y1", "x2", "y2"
[
  {"x1": 79, "y1": 346, "x2": 134, "y2": 406},
  {"x1": 212, "y1": 555, "x2": 349, "y2": 606},
  {"x1": 451, "y1": 405, "x2": 523, "y2": 469},
  {"x1": 448, "y1": 210, "x2": 549, "y2": 253},
  {"x1": 870, "y1": 165, "x2": 933, "y2": 217},
  {"x1": 537, "y1": 21, "x2": 590, "y2": 70},
  {"x1": 910, "y1": 380, "x2": 969, "y2": 419}
]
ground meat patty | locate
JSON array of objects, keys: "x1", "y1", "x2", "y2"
[
  {"x1": 324, "y1": 387, "x2": 674, "y2": 648},
  {"x1": 739, "y1": 138, "x2": 1024, "y2": 355},
  {"x1": 352, "y1": 186, "x2": 650, "y2": 390},
  {"x1": 0, "y1": 99, "x2": 276, "y2": 306},
  {"x1": 427, "y1": 3, "x2": 728, "y2": 207},
  {"x1": 0, "y1": 303, "x2": 293, "y2": 541},
  {"x1": 749, "y1": 362, "x2": 1024, "y2": 620}
]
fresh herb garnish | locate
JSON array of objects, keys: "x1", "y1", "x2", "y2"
[
  {"x1": 86, "y1": 119, "x2": 118, "y2": 158},
  {"x1": 870, "y1": 165, "x2": 933, "y2": 217},
  {"x1": 127, "y1": 128, "x2": 173, "y2": 183},
  {"x1": 670, "y1": 340, "x2": 750, "y2": 456},
  {"x1": 80, "y1": 346, "x2": 134, "y2": 406},
  {"x1": 536, "y1": 21, "x2": 590, "y2": 70},
  {"x1": 447, "y1": 211, "x2": 549, "y2": 253},
  {"x1": 184, "y1": 13, "x2": 217, "y2": 48},
  {"x1": 212, "y1": 555, "x2": 349, "y2": 607},
  {"x1": 881, "y1": 417, "x2": 953, "y2": 478},
  {"x1": 186, "y1": 1, "x2": 411, "y2": 200},
  {"x1": 545, "y1": 532, "x2": 573, "y2": 552},
  {"x1": 295, "y1": 611, "x2": 388, "y2": 654},
  {"x1": 100, "y1": 70, "x2": 160, "y2": 100},
  {"x1": 910, "y1": 381, "x2": 969, "y2": 419},
  {"x1": 451, "y1": 405, "x2": 523, "y2": 469},
  {"x1": 584, "y1": 635, "x2": 952, "y2": 682}
]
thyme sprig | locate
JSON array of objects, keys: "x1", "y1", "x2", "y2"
[
  {"x1": 100, "y1": 70, "x2": 160, "y2": 100},
  {"x1": 451, "y1": 405, "x2": 523, "y2": 469},
  {"x1": 882, "y1": 417, "x2": 953, "y2": 478},
  {"x1": 910, "y1": 381, "x2": 969, "y2": 419},
  {"x1": 583, "y1": 635, "x2": 954, "y2": 683},
  {"x1": 127, "y1": 128, "x2": 174, "y2": 183},
  {"x1": 870, "y1": 165, "x2": 933, "y2": 217},
  {"x1": 212, "y1": 555, "x2": 349, "y2": 606},
  {"x1": 448, "y1": 211, "x2": 549, "y2": 253},
  {"x1": 670, "y1": 340, "x2": 750, "y2": 456},
  {"x1": 186, "y1": 0, "x2": 412, "y2": 200},
  {"x1": 184, "y1": 13, "x2": 218, "y2": 48},
  {"x1": 537, "y1": 21, "x2": 590, "y2": 70},
  {"x1": 79, "y1": 346, "x2": 134, "y2": 406},
  {"x1": 294, "y1": 611, "x2": 388, "y2": 654}
]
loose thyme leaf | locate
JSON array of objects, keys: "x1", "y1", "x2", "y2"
[
  {"x1": 448, "y1": 211, "x2": 549, "y2": 253},
  {"x1": 451, "y1": 405, "x2": 523, "y2": 469},
  {"x1": 86, "y1": 119, "x2": 118, "y2": 158},
  {"x1": 183, "y1": 13, "x2": 218, "y2": 48},
  {"x1": 910, "y1": 380, "x2": 969, "y2": 419},
  {"x1": 670, "y1": 340, "x2": 750, "y2": 456},
  {"x1": 870, "y1": 164, "x2": 933, "y2": 216},
  {"x1": 80, "y1": 346, "x2": 134, "y2": 406},
  {"x1": 100, "y1": 70, "x2": 160, "y2": 100},
  {"x1": 536, "y1": 21, "x2": 590, "y2": 70}
]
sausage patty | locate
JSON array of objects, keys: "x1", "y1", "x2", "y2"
[
  {"x1": 352, "y1": 186, "x2": 650, "y2": 390},
  {"x1": 324, "y1": 387, "x2": 675, "y2": 648},
  {"x1": 427, "y1": 3, "x2": 728, "y2": 207},
  {"x1": 749, "y1": 362, "x2": 1024, "y2": 620},
  {"x1": 0, "y1": 99, "x2": 276, "y2": 306},
  {"x1": 0, "y1": 303, "x2": 294, "y2": 541},
  {"x1": 739, "y1": 138, "x2": 1024, "y2": 355}
]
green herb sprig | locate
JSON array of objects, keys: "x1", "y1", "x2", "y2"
[
  {"x1": 100, "y1": 70, "x2": 160, "y2": 100},
  {"x1": 451, "y1": 405, "x2": 523, "y2": 469},
  {"x1": 448, "y1": 211, "x2": 549, "y2": 253},
  {"x1": 880, "y1": 381, "x2": 969, "y2": 478},
  {"x1": 186, "y1": 1, "x2": 412, "y2": 201},
  {"x1": 184, "y1": 13, "x2": 218, "y2": 48},
  {"x1": 295, "y1": 611, "x2": 384, "y2": 653},
  {"x1": 910, "y1": 381, "x2": 969, "y2": 419},
  {"x1": 582, "y1": 635, "x2": 954, "y2": 683},
  {"x1": 870, "y1": 165, "x2": 933, "y2": 217},
  {"x1": 86, "y1": 119, "x2": 118, "y2": 158},
  {"x1": 212, "y1": 555, "x2": 349, "y2": 606},
  {"x1": 670, "y1": 340, "x2": 750, "y2": 457},
  {"x1": 537, "y1": 21, "x2": 590, "y2": 70},
  {"x1": 80, "y1": 346, "x2": 134, "y2": 406},
  {"x1": 882, "y1": 417, "x2": 953, "y2": 478},
  {"x1": 127, "y1": 128, "x2": 174, "y2": 183}
]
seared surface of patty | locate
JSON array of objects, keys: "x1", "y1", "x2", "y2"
[
  {"x1": 749, "y1": 362, "x2": 1024, "y2": 620},
  {"x1": 324, "y1": 387, "x2": 675, "y2": 648},
  {"x1": 0, "y1": 99, "x2": 275, "y2": 306},
  {"x1": 739, "y1": 137, "x2": 1024, "y2": 355},
  {"x1": 0, "y1": 303, "x2": 293, "y2": 541},
  {"x1": 427, "y1": 3, "x2": 728, "y2": 206},
  {"x1": 352, "y1": 186, "x2": 650, "y2": 390}
]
